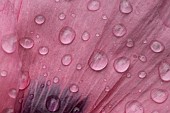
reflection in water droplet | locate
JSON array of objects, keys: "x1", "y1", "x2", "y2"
[
  {"x1": 76, "y1": 64, "x2": 82, "y2": 70},
  {"x1": 150, "y1": 88, "x2": 168, "y2": 104},
  {"x1": 8, "y1": 88, "x2": 17, "y2": 99},
  {"x1": 46, "y1": 95, "x2": 60, "y2": 112},
  {"x1": 53, "y1": 76, "x2": 59, "y2": 83},
  {"x1": 39, "y1": 46, "x2": 49, "y2": 55},
  {"x1": 119, "y1": 0, "x2": 133, "y2": 14},
  {"x1": 0, "y1": 70, "x2": 8, "y2": 77},
  {"x1": 1, "y1": 34, "x2": 17, "y2": 54},
  {"x1": 58, "y1": 13, "x2": 66, "y2": 20},
  {"x1": 87, "y1": 0, "x2": 100, "y2": 11},
  {"x1": 126, "y1": 39, "x2": 134, "y2": 48},
  {"x1": 89, "y1": 50, "x2": 108, "y2": 71},
  {"x1": 69, "y1": 84, "x2": 79, "y2": 93},
  {"x1": 35, "y1": 15, "x2": 45, "y2": 25},
  {"x1": 59, "y1": 26, "x2": 76, "y2": 45},
  {"x1": 158, "y1": 61, "x2": 170, "y2": 81},
  {"x1": 138, "y1": 55, "x2": 147, "y2": 62},
  {"x1": 114, "y1": 57, "x2": 130, "y2": 73},
  {"x1": 82, "y1": 31, "x2": 90, "y2": 41},
  {"x1": 150, "y1": 40, "x2": 164, "y2": 53},
  {"x1": 61, "y1": 54, "x2": 72, "y2": 66},
  {"x1": 112, "y1": 24, "x2": 127, "y2": 37},
  {"x1": 19, "y1": 71, "x2": 30, "y2": 90},
  {"x1": 19, "y1": 37, "x2": 34, "y2": 49},
  {"x1": 138, "y1": 71, "x2": 147, "y2": 79},
  {"x1": 125, "y1": 100, "x2": 144, "y2": 113}
]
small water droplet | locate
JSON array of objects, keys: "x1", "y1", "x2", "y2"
[
  {"x1": 95, "y1": 33, "x2": 100, "y2": 37},
  {"x1": 89, "y1": 50, "x2": 108, "y2": 71},
  {"x1": 105, "y1": 86, "x2": 110, "y2": 92},
  {"x1": 29, "y1": 94, "x2": 34, "y2": 100},
  {"x1": 47, "y1": 80, "x2": 51, "y2": 86},
  {"x1": 19, "y1": 71, "x2": 30, "y2": 90},
  {"x1": 125, "y1": 100, "x2": 144, "y2": 113},
  {"x1": 150, "y1": 88, "x2": 168, "y2": 104},
  {"x1": 138, "y1": 89, "x2": 142, "y2": 93},
  {"x1": 59, "y1": 26, "x2": 76, "y2": 45},
  {"x1": 126, "y1": 39, "x2": 134, "y2": 48},
  {"x1": 19, "y1": 37, "x2": 34, "y2": 49},
  {"x1": 2, "y1": 108, "x2": 14, "y2": 113},
  {"x1": 53, "y1": 76, "x2": 59, "y2": 83},
  {"x1": 76, "y1": 64, "x2": 82, "y2": 70},
  {"x1": 138, "y1": 71, "x2": 147, "y2": 79},
  {"x1": 158, "y1": 61, "x2": 170, "y2": 81},
  {"x1": 0, "y1": 70, "x2": 8, "y2": 77},
  {"x1": 39, "y1": 46, "x2": 49, "y2": 55},
  {"x1": 34, "y1": 15, "x2": 45, "y2": 25},
  {"x1": 46, "y1": 95, "x2": 60, "y2": 112},
  {"x1": 138, "y1": 55, "x2": 147, "y2": 62},
  {"x1": 87, "y1": 0, "x2": 100, "y2": 11},
  {"x1": 1, "y1": 34, "x2": 17, "y2": 54},
  {"x1": 8, "y1": 88, "x2": 17, "y2": 99},
  {"x1": 126, "y1": 72, "x2": 131, "y2": 78},
  {"x1": 150, "y1": 40, "x2": 164, "y2": 53},
  {"x1": 61, "y1": 54, "x2": 72, "y2": 66},
  {"x1": 119, "y1": 0, "x2": 133, "y2": 14},
  {"x1": 82, "y1": 31, "x2": 90, "y2": 41},
  {"x1": 114, "y1": 57, "x2": 130, "y2": 73},
  {"x1": 102, "y1": 14, "x2": 108, "y2": 20},
  {"x1": 71, "y1": 13, "x2": 76, "y2": 18},
  {"x1": 58, "y1": 13, "x2": 66, "y2": 20},
  {"x1": 43, "y1": 73, "x2": 48, "y2": 77},
  {"x1": 112, "y1": 24, "x2": 127, "y2": 37},
  {"x1": 69, "y1": 84, "x2": 79, "y2": 93},
  {"x1": 40, "y1": 84, "x2": 45, "y2": 88}
]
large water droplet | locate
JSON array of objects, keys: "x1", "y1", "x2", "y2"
[
  {"x1": 46, "y1": 95, "x2": 60, "y2": 112},
  {"x1": 138, "y1": 71, "x2": 147, "y2": 79},
  {"x1": 19, "y1": 37, "x2": 34, "y2": 49},
  {"x1": 34, "y1": 15, "x2": 46, "y2": 25},
  {"x1": 38, "y1": 46, "x2": 49, "y2": 55},
  {"x1": 150, "y1": 88, "x2": 168, "y2": 104},
  {"x1": 59, "y1": 26, "x2": 76, "y2": 45},
  {"x1": 125, "y1": 100, "x2": 144, "y2": 113},
  {"x1": 19, "y1": 71, "x2": 30, "y2": 90},
  {"x1": 58, "y1": 13, "x2": 66, "y2": 20},
  {"x1": 114, "y1": 57, "x2": 130, "y2": 73},
  {"x1": 158, "y1": 61, "x2": 170, "y2": 81},
  {"x1": 126, "y1": 39, "x2": 134, "y2": 48},
  {"x1": 138, "y1": 55, "x2": 147, "y2": 62},
  {"x1": 119, "y1": 0, "x2": 133, "y2": 14},
  {"x1": 81, "y1": 31, "x2": 90, "y2": 41},
  {"x1": 87, "y1": 0, "x2": 100, "y2": 11},
  {"x1": 112, "y1": 24, "x2": 127, "y2": 37},
  {"x1": 89, "y1": 50, "x2": 108, "y2": 71},
  {"x1": 0, "y1": 70, "x2": 8, "y2": 77},
  {"x1": 8, "y1": 88, "x2": 17, "y2": 99},
  {"x1": 69, "y1": 84, "x2": 79, "y2": 93},
  {"x1": 1, "y1": 34, "x2": 17, "y2": 54},
  {"x1": 61, "y1": 54, "x2": 72, "y2": 66},
  {"x1": 150, "y1": 40, "x2": 164, "y2": 53}
]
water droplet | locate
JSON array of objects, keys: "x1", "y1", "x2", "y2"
[
  {"x1": 119, "y1": 0, "x2": 133, "y2": 14},
  {"x1": 114, "y1": 57, "x2": 130, "y2": 73},
  {"x1": 19, "y1": 37, "x2": 34, "y2": 49},
  {"x1": 126, "y1": 39, "x2": 134, "y2": 48},
  {"x1": 39, "y1": 46, "x2": 49, "y2": 55},
  {"x1": 95, "y1": 33, "x2": 100, "y2": 37},
  {"x1": 87, "y1": 0, "x2": 100, "y2": 11},
  {"x1": 158, "y1": 61, "x2": 170, "y2": 81},
  {"x1": 82, "y1": 31, "x2": 90, "y2": 41},
  {"x1": 126, "y1": 72, "x2": 131, "y2": 78},
  {"x1": 19, "y1": 71, "x2": 30, "y2": 90},
  {"x1": 34, "y1": 15, "x2": 45, "y2": 25},
  {"x1": 69, "y1": 84, "x2": 79, "y2": 93},
  {"x1": 152, "y1": 111, "x2": 159, "y2": 113},
  {"x1": 58, "y1": 13, "x2": 66, "y2": 20},
  {"x1": 102, "y1": 14, "x2": 108, "y2": 20},
  {"x1": 76, "y1": 64, "x2": 82, "y2": 70},
  {"x1": 150, "y1": 88, "x2": 168, "y2": 104},
  {"x1": 40, "y1": 84, "x2": 45, "y2": 88},
  {"x1": 150, "y1": 40, "x2": 164, "y2": 53},
  {"x1": 8, "y1": 88, "x2": 17, "y2": 99},
  {"x1": 105, "y1": 86, "x2": 110, "y2": 92},
  {"x1": 125, "y1": 100, "x2": 144, "y2": 113},
  {"x1": 46, "y1": 95, "x2": 60, "y2": 112},
  {"x1": 138, "y1": 71, "x2": 147, "y2": 79},
  {"x1": 89, "y1": 50, "x2": 108, "y2": 71},
  {"x1": 71, "y1": 13, "x2": 76, "y2": 18},
  {"x1": 61, "y1": 54, "x2": 72, "y2": 66},
  {"x1": 0, "y1": 70, "x2": 8, "y2": 77},
  {"x1": 43, "y1": 73, "x2": 48, "y2": 77},
  {"x1": 29, "y1": 94, "x2": 34, "y2": 100},
  {"x1": 59, "y1": 26, "x2": 76, "y2": 45},
  {"x1": 47, "y1": 80, "x2": 51, "y2": 86},
  {"x1": 53, "y1": 76, "x2": 59, "y2": 83},
  {"x1": 112, "y1": 24, "x2": 127, "y2": 37},
  {"x1": 138, "y1": 55, "x2": 147, "y2": 62},
  {"x1": 1, "y1": 108, "x2": 14, "y2": 113},
  {"x1": 1, "y1": 34, "x2": 17, "y2": 54}
]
